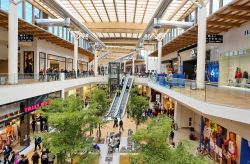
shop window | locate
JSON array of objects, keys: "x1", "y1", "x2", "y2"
[
  {"x1": 34, "y1": 7, "x2": 40, "y2": 19},
  {"x1": 17, "y1": 2, "x2": 23, "y2": 19},
  {"x1": 39, "y1": 52, "x2": 46, "y2": 71},
  {"x1": 212, "y1": 0, "x2": 220, "y2": 13},
  {"x1": 47, "y1": 54, "x2": 66, "y2": 71},
  {"x1": 223, "y1": 0, "x2": 232, "y2": 6},
  {"x1": 66, "y1": 58, "x2": 73, "y2": 71},
  {"x1": 25, "y1": 1, "x2": 33, "y2": 23},
  {"x1": 1, "y1": 0, "x2": 9, "y2": 11}
]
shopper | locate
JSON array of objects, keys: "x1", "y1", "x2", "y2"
[
  {"x1": 31, "y1": 118, "x2": 36, "y2": 133},
  {"x1": 119, "y1": 120, "x2": 124, "y2": 131},
  {"x1": 113, "y1": 117, "x2": 118, "y2": 128},
  {"x1": 34, "y1": 136, "x2": 42, "y2": 151},
  {"x1": 169, "y1": 130, "x2": 175, "y2": 144},
  {"x1": 3, "y1": 144, "x2": 12, "y2": 163},
  {"x1": 39, "y1": 115, "x2": 44, "y2": 132},
  {"x1": 48, "y1": 151, "x2": 55, "y2": 164},
  {"x1": 19, "y1": 155, "x2": 28, "y2": 164},
  {"x1": 8, "y1": 151, "x2": 16, "y2": 163},
  {"x1": 41, "y1": 150, "x2": 48, "y2": 164},
  {"x1": 32, "y1": 151, "x2": 40, "y2": 164}
]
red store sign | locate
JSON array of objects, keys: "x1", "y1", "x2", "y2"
[{"x1": 24, "y1": 100, "x2": 52, "y2": 113}]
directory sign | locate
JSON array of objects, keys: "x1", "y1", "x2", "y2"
[
  {"x1": 18, "y1": 34, "x2": 34, "y2": 42},
  {"x1": 206, "y1": 35, "x2": 223, "y2": 43}
]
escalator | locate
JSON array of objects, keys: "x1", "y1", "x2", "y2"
[
  {"x1": 105, "y1": 76, "x2": 129, "y2": 120},
  {"x1": 115, "y1": 77, "x2": 134, "y2": 119}
]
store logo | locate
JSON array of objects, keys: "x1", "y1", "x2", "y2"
[
  {"x1": 245, "y1": 29, "x2": 250, "y2": 36},
  {"x1": 23, "y1": 100, "x2": 51, "y2": 113}
]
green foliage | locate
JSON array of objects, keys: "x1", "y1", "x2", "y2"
[
  {"x1": 39, "y1": 95, "x2": 97, "y2": 161},
  {"x1": 131, "y1": 116, "x2": 208, "y2": 164},
  {"x1": 89, "y1": 88, "x2": 109, "y2": 116},
  {"x1": 128, "y1": 88, "x2": 149, "y2": 128}
]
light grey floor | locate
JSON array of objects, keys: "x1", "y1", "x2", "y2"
[{"x1": 99, "y1": 137, "x2": 127, "y2": 164}]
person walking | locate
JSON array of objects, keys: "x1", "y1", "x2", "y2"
[
  {"x1": 169, "y1": 130, "x2": 175, "y2": 144},
  {"x1": 48, "y1": 151, "x2": 55, "y2": 164},
  {"x1": 3, "y1": 144, "x2": 12, "y2": 163},
  {"x1": 19, "y1": 155, "x2": 29, "y2": 164},
  {"x1": 34, "y1": 136, "x2": 42, "y2": 151},
  {"x1": 113, "y1": 117, "x2": 118, "y2": 128},
  {"x1": 41, "y1": 150, "x2": 48, "y2": 164},
  {"x1": 8, "y1": 151, "x2": 16, "y2": 163},
  {"x1": 31, "y1": 118, "x2": 36, "y2": 133},
  {"x1": 119, "y1": 120, "x2": 124, "y2": 131},
  {"x1": 32, "y1": 151, "x2": 40, "y2": 164}
]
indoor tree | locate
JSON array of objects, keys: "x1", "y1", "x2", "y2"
[
  {"x1": 131, "y1": 116, "x2": 207, "y2": 164},
  {"x1": 88, "y1": 88, "x2": 110, "y2": 142},
  {"x1": 128, "y1": 88, "x2": 149, "y2": 130},
  {"x1": 39, "y1": 95, "x2": 97, "y2": 163}
]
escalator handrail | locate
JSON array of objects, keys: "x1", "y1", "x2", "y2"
[
  {"x1": 105, "y1": 92, "x2": 118, "y2": 117},
  {"x1": 114, "y1": 76, "x2": 129, "y2": 117},
  {"x1": 120, "y1": 76, "x2": 134, "y2": 118}
]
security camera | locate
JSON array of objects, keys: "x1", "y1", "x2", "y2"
[
  {"x1": 153, "y1": 18, "x2": 161, "y2": 29},
  {"x1": 64, "y1": 18, "x2": 70, "y2": 28}
]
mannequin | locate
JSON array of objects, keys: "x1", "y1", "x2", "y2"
[{"x1": 234, "y1": 67, "x2": 242, "y2": 87}]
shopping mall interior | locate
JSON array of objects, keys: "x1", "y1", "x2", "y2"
[{"x1": 0, "y1": 0, "x2": 250, "y2": 163}]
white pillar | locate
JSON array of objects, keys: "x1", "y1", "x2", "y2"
[
  {"x1": 174, "y1": 101, "x2": 181, "y2": 128},
  {"x1": 196, "y1": 5, "x2": 207, "y2": 89},
  {"x1": 145, "y1": 52, "x2": 148, "y2": 72},
  {"x1": 132, "y1": 57, "x2": 135, "y2": 75},
  {"x1": 157, "y1": 40, "x2": 162, "y2": 74},
  {"x1": 74, "y1": 36, "x2": 78, "y2": 78},
  {"x1": 8, "y1": 1, "x2": 18, "y2": 84},
  {"x1": 123, "y1": 61, "x2": 126, "y2": 73},
  {"x1": 94, "y1": 50, "x2": 98, "y2": 76}
]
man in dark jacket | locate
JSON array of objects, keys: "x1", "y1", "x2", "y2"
[
  {"x1": 32, "y1": 151, "x2": 40, "y2": 164},
  {"x1": 34, "y1": 136, "x2": 42, "y2": 151}
]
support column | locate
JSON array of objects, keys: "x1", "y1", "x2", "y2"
[
  {"x1": 8, "y1": 1, "x2": 18, "y2": 84},
  {"x1": 123, "y1": 61, "x2": 126, "y2": 73},
  {"x1": 94, "y1": 50, "x2": 98, "y2": 76},
  {"x1": 132, "y1": 57, "x2": 135, "y2": 75},
  {"x1": 157, "y1": 40, "x2": 162, "y2": 74},
  {"x1": 196, "y1": 5, "x2": 207, "y2": 89},
  {"x1": 174, "y1": 101, "x2": 181, "y2": 128},
  {"x1": 74, "y1": 36, "x2": 78, "y2": 78},
  {"x1": 145, "y1": 52, "x2": 148, "y2": 73}
]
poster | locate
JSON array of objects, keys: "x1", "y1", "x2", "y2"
[
  {"x1": 24, "y1": 51, "x2": 34, "y2": 73},
  {"x1": 200, "y1": 117, "x2": 238, "y2": 164}
]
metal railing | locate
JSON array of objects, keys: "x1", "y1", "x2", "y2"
[
  {"x1": 0, "y1": 73, "x2": 102, "y2": 86},
  {"x1": 146, "y1": 75, "x2": 250, "y2": 110}
]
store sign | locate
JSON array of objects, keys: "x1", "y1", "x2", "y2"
[
  {"x1": 206, "y1": 35, "x2": 223, "y2": 43},
  {"x1": 23, "y1": 100, "x2": 51, "y2": 113},
  {"x1": 224, "y1": 49, "x2": 247, "y2": 57},
  {"x1": 18, "y1": 34, "x2": 33, "y2": 42}
]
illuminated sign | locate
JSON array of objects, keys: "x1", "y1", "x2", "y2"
[
  {"x1": 18, "y1": 34, "x2": 33, "y2": 42},
  {"x1": 23, "y1": 100, "x2": 51, "y2": 113}
]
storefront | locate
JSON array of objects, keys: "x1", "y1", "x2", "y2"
[
  {"x1": 200, "y1": 116, "x2": 244, "y2": 163},
  {"x1": 0, "y1": 91, "x2": 61, "y2": 151},
  {"x1": 163, "y1": 96, "x2": 175, "y2": 117},
  {"x1": 219, "y1": 49, "x2": 250, "y2": 88}
]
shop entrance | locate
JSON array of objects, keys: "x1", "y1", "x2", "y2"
[
  {"x1": 183, "y1": 59, "x2": 197, "y2": 80},
  {"x1": 49, "y1": 60, "x2": 59, "y2": 70}
]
